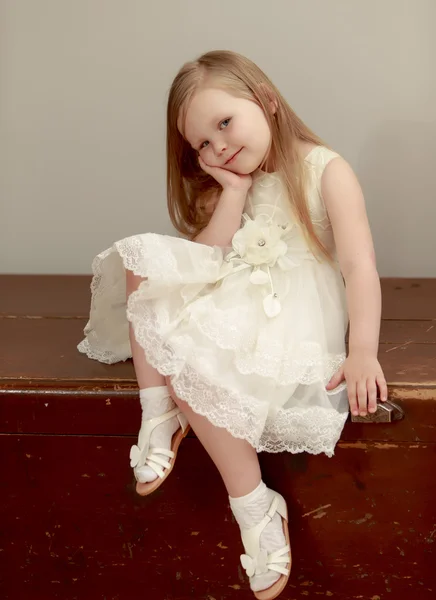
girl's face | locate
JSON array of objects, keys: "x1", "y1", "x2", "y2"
[{"x1": 180, "y1": 87, "x2": 272, "y2": 175}]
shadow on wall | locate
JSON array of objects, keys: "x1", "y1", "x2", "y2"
[{"x1": 356, "y1": 121, "x2": 436, "y2": 278}]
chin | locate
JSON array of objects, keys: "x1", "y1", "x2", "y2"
[
  {"x1": 232, "y1": 160, "x2": 263, "y2": 175},
  {"x1": 232, "y1": 166, "x2": 253, "y2": 175}
]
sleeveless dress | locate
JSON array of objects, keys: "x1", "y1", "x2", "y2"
[{"x1": 78, "y1": 146, "x2": 349, "y2": 457}]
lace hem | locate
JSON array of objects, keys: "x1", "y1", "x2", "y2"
[
  {"x1": 127, "y1": 301, "x2": 348, "y2": 456},
  {"x1": 77, "y1": 337, "x2": 130, "y2": 364},
  {"x1": 115, "y1": 234, "x2": 180, "y2": 280}
]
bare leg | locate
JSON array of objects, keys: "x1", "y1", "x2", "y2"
[
  {"x1": 166, "y1": 382, "x2": 288, "y2": 593},
  {"x1": 166, "y1": 379, "x2": 261, "y2": 497},
  {"x1": 126, "y1": 270, "x2": 179, "y2": 486}
]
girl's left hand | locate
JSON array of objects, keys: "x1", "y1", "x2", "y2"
[{"x1": 326, "y1": 352, "x2": 388, "y2": 416}]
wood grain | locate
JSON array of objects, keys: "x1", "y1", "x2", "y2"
[
  {"x1": 1, "y1": 275, "x2": 435, "y2": 599},
  {"x1": 0, "y1": 435, "x2": 434, "y2": 599}
]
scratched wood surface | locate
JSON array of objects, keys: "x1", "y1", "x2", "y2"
[
  {"x1": 0, "y1": 275, "x2": 435, "y2": 599},
  {"x1": 1, "y1": 437, "x2": 434, "y2": 599}
]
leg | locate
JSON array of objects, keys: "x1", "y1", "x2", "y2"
[
  {"x1": 166, "y1": 378, "x2": 261, "y2": 497},
  {"x1": 126, "y1": 270, "x2": 181, "y2": 489},
  {"x1": 167, "y1": 383, "x2": 290, "y2": 596}
]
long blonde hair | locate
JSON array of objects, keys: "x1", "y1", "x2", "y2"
[{"x1": 167, "y1": 50, "x2": 332, "y2": 262}]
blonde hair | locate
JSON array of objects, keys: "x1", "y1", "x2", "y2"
[{"x1": 167, "y1": 50, "x2": 332, "y2": 262}]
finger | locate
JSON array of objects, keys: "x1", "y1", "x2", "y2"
[
  {"x1": 357, "y1": 379, "x2": 368, "y2": 416},
  {"x1": 198, "y1": 156, "x2": 210, "y2": 173},
  {"x1": 376, "y1": 373, "x2": 388, "y2": 402},
  {"x1": 367, "y1": 378, "x2": 378, "y2": 413},
  {"x1": 348, "y1": 382, "x2": 358, "y2": 416},
  {"x1": 326, "y1": 367, "x2": 344, "y2": 390},
  {"x1": 199, "y1": 157, "x2": 223, "y2": 181}
]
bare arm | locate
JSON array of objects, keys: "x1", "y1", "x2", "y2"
[
  {"x1": 193, "y1": 156, "x2": 252, "y2": 247},
  {"x1": 322, "y1": 156, "x2": 388, "y2": 414},
  {"x1": 321, "y1": 157, "x2": 381, "y2": 355}
]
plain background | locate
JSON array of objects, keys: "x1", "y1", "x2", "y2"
[{"x1": 1, "y1": 0, "x2": 435, "y2": 276}]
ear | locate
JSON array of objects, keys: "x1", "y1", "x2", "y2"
[
  {"x1": 269, "y1": 99, "x2": 278, "y2": 115},
  {"x1": 259, "y1": 83, "x2": 278, "y2": 115}
]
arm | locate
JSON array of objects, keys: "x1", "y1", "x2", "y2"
[
  {"x1": 194, "y1": 188, "x2": 247, "y2": 247},
  {"x1": 321, "y1": 157, "x2": 388, "y2": 414},
  {"x1": 321, "y1": 157, "x2": 380, "y2": 354},
  {"x1": 193, "y1": 156, "x2": 252, "y2": 247}
]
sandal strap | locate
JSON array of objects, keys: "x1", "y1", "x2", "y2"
[
  {"x1": 145, "y1": 456, "x2": 171, "y2": 478},
  {"x1": 144, "y1": 460, "x2": 164, "y2": 479},
  {"x1": 130, "y1": 406, "x2": 182, "y2": 469},
  {"x1": 147, "y1": 454, "x2": 172, "y2": 469},
  {"x1": 267, "y1": 544, "x2": 291, "y2": 576},
  {"x1": 149, "y1": 447, "x2": 175, "y2": 458},
  {"x1": 240, "y1": 544, "x2": 290, "y2": 577},
  {"x1": 141, "y1": 406, "x2": 181, "y2": 432},
  {"x1": 132, "y1": 447, "x2": 174, "y2": 477},
  {"x1": 241, "y1": 495, "x2": 285, "y2": 550},
  {"x1": 239, "y1": 492, "x2": 290, "y2": 578}
]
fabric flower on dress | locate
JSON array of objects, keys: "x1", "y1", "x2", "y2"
[
  {"x1": 222, "y1": 214, "x2": 314, "y2": 318},
  {"x1": 232, "y1": 215, "x2": 288, "y2": 267}
]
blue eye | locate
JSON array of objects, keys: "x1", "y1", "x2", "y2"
[
  {"x1": 220, "y1": 118, "x2": 231, "y2": 129},
  {"x1": 198, "y1": 118, "x2": 231, "y2": 150}
]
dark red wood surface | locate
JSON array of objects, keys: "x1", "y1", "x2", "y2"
[
  {"x1": 1, "y1": 316, "x2": 436, "y2": 386},
  {"x1": 1, "y1": 275, "x2": 435, "y2": 320},
  {"x1": 1, "y1": 436, "x2": 435, "y2": 599},
  {"x1": 0, "y1": 275, "x2": 435, "y2": 599}
]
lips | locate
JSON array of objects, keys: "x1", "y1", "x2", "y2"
[{"x1": 225, "y1": 148, "x2": 242, "y2": 165}]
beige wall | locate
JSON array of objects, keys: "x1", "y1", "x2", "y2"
[{"x1": 1, "y1": 0, "x2": 435, "y2": 276}]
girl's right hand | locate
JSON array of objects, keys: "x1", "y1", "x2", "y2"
[{"x1": 199, "y1": 156, "x2": 252, "y2": 194}]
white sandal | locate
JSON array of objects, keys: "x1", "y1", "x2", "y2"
[
  {"x1": 129, "y1": 407, "x2": 190, "y2": 496},
  {"x1": 239, "y1": 492, "x2": 292, "y2": 600}
]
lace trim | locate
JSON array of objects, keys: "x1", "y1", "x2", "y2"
[
  {"x1": 131, "y1": 287, "x2": 346, "y2": 385},
  {"x1": 115, "y1": 234, "x2": 181, "y2": 280},
  {"x1": 191, "y1": 303, "x2": 346, "y2": 384},
  {"x1": 126, "y1": 295, "x2": 348, "y2": 456},
  {"x1": 77, "y1": 337, "x2": 129, "y2": 364}
]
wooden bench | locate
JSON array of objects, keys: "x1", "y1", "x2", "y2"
[{"x1": 1, "y1": 275, "x2": 435, "y2": 599}]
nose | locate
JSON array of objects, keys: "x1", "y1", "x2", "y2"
[{"x1": 212, "y1": 139, "x2": 227, "y2": 157}]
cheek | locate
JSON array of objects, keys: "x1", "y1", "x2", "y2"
[
  {"x1": 200, "y1": 146, "x2": 218, "y2": 166},
  {"x1": 249, "y1": 107, "x2": 271, "y2": 144},
  {"x1": 254, "y1": 118, "x2": 272, "y2": 147},
  {"x1": 231, "y1": 122, "x2": 250, "y2": 145},
  {"x1": 238, "y1": 118, "x2": 270, "y2": 151}
]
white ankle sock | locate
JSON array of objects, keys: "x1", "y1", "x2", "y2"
[
  {"x1": 134, "y1": 385, "x2": 180, "y2": 484},
  {"x1": 229, "y1": 481, "x2": 287, "y2": 593}
]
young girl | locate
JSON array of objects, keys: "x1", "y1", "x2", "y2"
[{"x1": 78, "y1": 50, "x2": 388, "y2": 600}]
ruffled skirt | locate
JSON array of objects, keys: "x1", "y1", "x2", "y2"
[{"x1": 78, "y1": 232, "x2": 349, "y2": 456}]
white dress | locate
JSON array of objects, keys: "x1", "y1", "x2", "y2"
[{"x1": 78, "y1": 146, "x2": 349, "y2": 457}]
